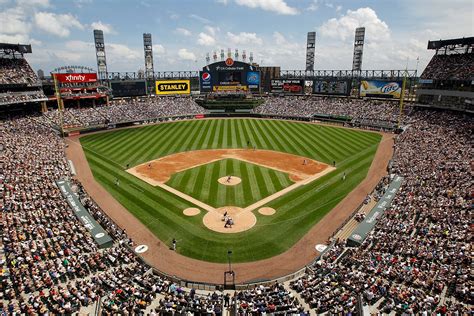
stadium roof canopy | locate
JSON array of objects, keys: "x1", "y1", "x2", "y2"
[
  {"x1": 0, "y1": 43, "x2": 32, "y2": 55},
  {"x1": 427, "y1": 37, "x2": 474, "y2": 50}
]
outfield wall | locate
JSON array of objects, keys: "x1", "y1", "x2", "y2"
[{"x1": 63, "y1": 113, "x2": 400, "y2": 137}]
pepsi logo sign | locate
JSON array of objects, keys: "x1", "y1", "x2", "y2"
[
  {"x1": 225, "y1": 58, "x2": 234, "y2": 66},
  {"x1": 202, "y1": 72, "x2": 211, "y2": 82}
]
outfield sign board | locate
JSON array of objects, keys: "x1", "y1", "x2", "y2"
[
  {"x1": 56, "y1": 179, "x2": 113, "y2": 248},
  {"x1": 155, "y1": 80, "x2": 191, "y2": 95},
  {"x1": 360, "y1": 80, "x2": 402, "y2": 98},
  {"x1": 55, "y1": 73, "x2": 98, "y2": 83},
  {"x1": 313, "y1": 79, "x2": 351, "y2": 96},
  {"x1": 271, "y1": 79, "x2": 304, "y2": 94}
]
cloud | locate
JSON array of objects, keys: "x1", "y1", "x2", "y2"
[
  {"x1": 107, "y1": 43, "x2": 141, "y2": 61},
  {"x1": 152, "y1": 44, "x2": 165, "y2": 55},
  {"x1": 189, "y1": 14, "x2": 211, "y2": 24},
  {"x1": 90, "y1": 21, "x2": 116, "y2": 34},
  {"x1": 306, "y1": 0, "x2": 318, "y2": 11},
  {"x1": 197, "y1": 32, "x2": 216, "y2": 46},
  {"x1": 16, "y1": 0, "x2": 49, "y2": 7},
  {"x1": 318, "y1": 7, "x2": 390, "y2": 42},
  {"x1": 204, "y1": 26, "x2": 220, "y2": 37},
  {"x1": 0, "y1": 33, "x2": 40, "y2": 45},
  {"x1": 73, "y1": 0, "x2": 92, "y2": 8},
  {"x1": 0, "y1": 7, "x2": 31, "y2": 36},
  {"x1": 175, "y1": 28, "x2": 192, "y2": 36},
  {"x1": 216, "y1": 0, "x2": 228, "y2": 4},
  {"x1": 234, "y1": 0, "x2": 298, "y2": 15},
  {"x1": 178, "y1": 48, "x2": 196, "y2": 61},
  {"x1": 227, "y1": 32, "x2": 263, "y2": 45},
  {"x1": 34, "y1": 12, "x2": 84, "y2": 37}
]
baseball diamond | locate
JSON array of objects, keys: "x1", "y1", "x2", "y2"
[
  {"x1": 79, "y1": 118, "x2": 382, "y2": 263},
  {"x1": 2, "y1": 4, "x2": 471, "y2": 313}
]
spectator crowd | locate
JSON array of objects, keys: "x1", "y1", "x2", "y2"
[
  {"x1": 291, "y1": 110, "x2": 472, "y2": 314},
  {"x1": 0, "y1": 91, "x2": 46, "y2": 105},
  {"x1": 0, "y1": 58, "x2": 39, "y2": 86},
  {"x1": 41, "y1": 97, "x2": 206, "y2": 128},
  {"x1": 1, "y1": 116, "x2": 308, "y2": 314},
  {"x1": 421, "y1": 52, "x2": 474, "y2": 80},
  {"x1": 253, "y1": 96, "x2": 409, "y2": 123}
]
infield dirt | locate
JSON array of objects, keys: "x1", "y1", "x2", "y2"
[{"x1": 127, "y1": 148, "x2": 328, "y2": 184}]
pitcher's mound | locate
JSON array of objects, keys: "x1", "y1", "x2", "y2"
[
  {"x1": 203, "y1": 206, "x2": 256, "y2": 233},
  {"x1": 258, "y1": 207, "x2": 276, "y2": 216},
  {"x1": 183, "y1": 208, "x2": 201, "y2": 216},
  {"x1": 218, "y1": 176, "x2": 242, "y2": 186}
]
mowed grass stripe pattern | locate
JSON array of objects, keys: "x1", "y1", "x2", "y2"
[
  {"x1": 81, "y1": 119, "x2": 382, "y2": 263},
  {"x1": 166, "y1": 159, "x2": 293, "y2": 208}
]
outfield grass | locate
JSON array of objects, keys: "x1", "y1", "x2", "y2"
[
  {"x1": 166, "y1": 158, "x2": 293, "y2": 208},
  {"x1": 80, "y1": 119, "x2": 382, "y2": 263}
]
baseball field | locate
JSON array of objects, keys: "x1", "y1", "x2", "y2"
[{"x1": 80, "y1": 119, "x2": 381, "y2": 263}]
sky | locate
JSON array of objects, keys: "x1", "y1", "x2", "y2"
[{"x1": 1, "y1": 0, "x2": 473, "y2": 74}]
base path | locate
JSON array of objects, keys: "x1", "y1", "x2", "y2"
[
  {"x1": 66, "y1": 124, "x2": 394, "y2": 285},
  {"x1": 127, "y1": 148, "x2": 328, "y2": 184},
  {"x1": 127, "y1": 148, "x2": 334, "y2": 234}
]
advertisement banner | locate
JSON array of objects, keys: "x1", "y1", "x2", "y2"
[
  {"x1": 347, "y1": 176, "x2": 404, "y2": 247},
  {"x1": 56, "y1": 180, "x2": 113, "y2": 249},
  {"x1": 155, "y1": 80, "x2": 190, "y2": 95},
  {"x1": 313, "y1": 79, "x2": 351, "y2": 96},
  {"x1": 360, "y1": 80, "x2": 402, "y2": 98},
  {"x1": 55, "y1": 73, "x2": 98, "y2": 83},
  {"x1": 304, "y1": 80, "x2": 313, "y2": 95},
  {"x1": 246, "y1": 71, "x2": 260, "y2": 89},
  {"x1": 271, "y1": 79, "x2": 304, "y2": 94},
  {"x1": 212, "y1": 85, "x2": 248, "y2": 92},
  {"x1": 200, "y1": 71, "x2": 212, "y2": 92}
]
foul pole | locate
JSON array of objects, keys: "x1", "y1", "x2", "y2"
[
  {"x1": 52, "y1": 73, "x2": 65, "y2": 137},
  {"x1": 397, "y1": 70, "x2": 408, "y2": 128}
]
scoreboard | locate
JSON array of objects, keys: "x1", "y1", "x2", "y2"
[
  {"x1": 313, "y1": 79, "x2": 351, "y2": 96},
  {"x1": 110, "y1": 81, "x2": 146, "y2": 97}
]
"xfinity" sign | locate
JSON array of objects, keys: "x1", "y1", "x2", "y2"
[{"x1": 55, "y1": 73, "x2": 98, "y2": 83}]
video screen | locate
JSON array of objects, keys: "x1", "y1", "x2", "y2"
[
  {"x1": 313, "y1": 80, "x2": 350, "y2": 95},
  {"x1": 218, "y1": 71, "x2": 242, "y2": 85}
]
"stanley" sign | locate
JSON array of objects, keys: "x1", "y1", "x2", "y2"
[{"x1": 155, "y1": 80, "x2": 191, "y2": 95}]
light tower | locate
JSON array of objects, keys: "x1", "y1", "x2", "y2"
[
  {"x1": 305, "y1": 31, "x2": 316, "y2": 71},
  {"x1": 93, "y1": 30, "x2": 107, "y2": 80},
  {"x1": 352, "y1": 27, "x2": 365, "y2": 71},
  {"x1": 143, "y1": 33, "x2": 154, "y2": 79}
]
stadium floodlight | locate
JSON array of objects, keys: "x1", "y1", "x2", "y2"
[
  {"x1": 305, "y1": 32, "x2": 316, "y2": 71},
  {"x1": 352, "y1": 27, "x2": 365, "y2": 72},
  {"x1": 143, "y1": 33, "x2": 154, "y2": 79}
]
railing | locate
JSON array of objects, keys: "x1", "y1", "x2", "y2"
[{"x1": 93, "y1": 69, "x2": 418, "y2": 81}]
